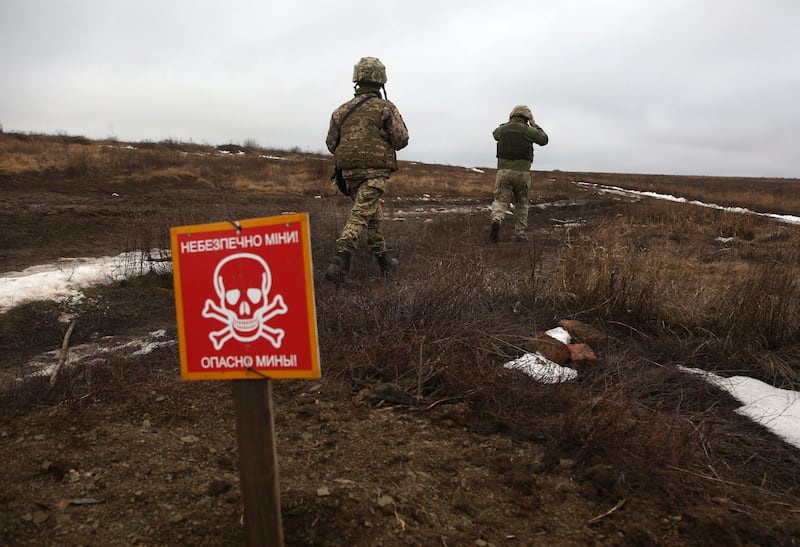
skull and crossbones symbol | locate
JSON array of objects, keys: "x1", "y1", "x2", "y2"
[{"x1": 202, "y1": 253, "x2": 288, "y2": 350}]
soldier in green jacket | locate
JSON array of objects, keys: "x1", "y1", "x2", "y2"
[
  {"x1": 324, "y1": 57, "x2": 409, "y2": 285},
  {"x1": 490, "y1": 105, "x2": 548, "y2": 243}
]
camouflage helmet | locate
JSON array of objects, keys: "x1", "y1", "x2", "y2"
[
  {"x1": 352, "y1": 57, "x2": 387, "y2": 85},
  {"x1": 510, "y1": 105, "x2": 532, "y2": 121}
]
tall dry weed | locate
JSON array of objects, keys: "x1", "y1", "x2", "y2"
[{"x1": 547, "y1": 197, "x2": 800, "y2": 385}]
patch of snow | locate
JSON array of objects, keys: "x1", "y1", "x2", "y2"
[
  {"x1": 1, "y1": 252, "x2": 171, "y2": 313},
  {"x1": 22, "y1": 332, "x2": 177, "y2": 379},
  {"x1": 576, "y1": 181, "x2": 800, "y2": 226},
  {"x1": 545, "y1": 327, "x2": 571, "y2": 345},
  {"x1": 681, "y1": 367, "x2": 800, "y2": 449},
  {"x1": 504, "y1": 352, "x2": 578, "y2": 384}
]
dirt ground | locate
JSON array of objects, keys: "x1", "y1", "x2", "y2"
[{"x1": 1, "y1": 166, "x2": 798, "y2": 546}]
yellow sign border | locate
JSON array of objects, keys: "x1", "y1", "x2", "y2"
[{"x1": 170, "y1": 213, "x2": 320, "y2": 380}]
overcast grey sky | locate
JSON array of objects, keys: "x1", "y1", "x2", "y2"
[{"x1": 2, "y1": 0, "x2": 799, "y2": 177}]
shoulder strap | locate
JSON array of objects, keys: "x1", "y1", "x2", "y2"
[
  {"x1": 339, "y1": 93, "x2": 378, "y2": 127},
  {"x1": 333, "y1": 94, "x2": 378, "y2": 150}
]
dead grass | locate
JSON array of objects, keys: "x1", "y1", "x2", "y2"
[
  {"x1": 547, "y1": 197, "x2": 800, "y2": 386},
  {"x1": 3, "y1": 131, "x2": 800, "y2": 543},
  {"x1": 577, "y1": 171, "x2": 800, "y2": 217},
  {"x1": 390, "y1": 162, "x2": 496, "y2": 196}
]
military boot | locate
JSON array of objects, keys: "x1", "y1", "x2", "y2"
[
  {"x1": 375, "y1": 252, "x2": 398, "y2": 277},
  {"x1": 325, "y1": 251, "x2": 352, "y2": 285},
  {"x1": 489, "y1": 220, "x2": 501, "y2": 243}
]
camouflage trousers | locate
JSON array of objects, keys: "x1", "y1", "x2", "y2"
[
  {"x1": 335, "y1": 177, "x2": 388, "y2": 254},
  {"x1": 490, "y1": 169, "x2": 531, "y2": 236}
]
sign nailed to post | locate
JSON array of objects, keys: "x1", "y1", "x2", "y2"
[{"x1": 171, "y1": 213, "x2": 320, "y2": 380}]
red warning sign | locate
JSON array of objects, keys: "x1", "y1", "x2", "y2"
[{"x1": 170, "y1": 213, "x2": 320, "y2": 380}]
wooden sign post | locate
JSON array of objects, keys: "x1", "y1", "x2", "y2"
[
  {"x1": 232, "y1": 379, "x2": 283, "y2": 546},
  {"x1": 170, "y1": 213, "x2": 320, "y2": 546}
]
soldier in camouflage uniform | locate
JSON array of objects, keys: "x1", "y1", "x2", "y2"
[
  {"x1": 490, "y1": 105, "x2": 548, "y2": 243},
  {"x1": 324, "y1": 57, "x2": 409, "y2": 284}
]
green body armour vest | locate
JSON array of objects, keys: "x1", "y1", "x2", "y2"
[
  {"x1": 335, "y1": 98, "x2": 397, "y2": 171},
  {"x1": 496, "y1": 122, "x2": 534, "y2": 162}
]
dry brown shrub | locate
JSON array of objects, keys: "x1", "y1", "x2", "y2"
[
  {"x1": 4, "y1": 132, "x2": 800, "y2": 542},
  {"x1": 547, "y1": 192, "x2": 800, "y2": 389}
]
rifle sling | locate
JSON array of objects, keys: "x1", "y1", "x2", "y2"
[{"x1": 335, "y1": 94, "x2": 378, "y2": 148}]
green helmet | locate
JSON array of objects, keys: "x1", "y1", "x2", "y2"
[
  {"x1": 510, "y1": 105, "x2": 532, "y2": 121},
  {"x1": 352, "y1": 57, "x2": 387, "y2": 85}
]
